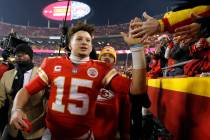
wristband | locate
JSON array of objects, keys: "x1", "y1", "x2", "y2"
[{"x1": 130, "y1": 44, "x2": 146, "y2": 69}]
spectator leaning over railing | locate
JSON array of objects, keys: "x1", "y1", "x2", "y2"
[
  {"x1": 184, "y1": 37, "x2": 210, "y2": 76},
  {"x1": 147, "y1": 53, "x2": 162, "y2": 78},
  {"x1": 167, "y1": 37, "x2": 191, "y2": 76},
  {"x1": 129, "y1": 0, "x2": 210, "y2": 43}
]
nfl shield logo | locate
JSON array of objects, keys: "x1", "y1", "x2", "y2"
[{"x1": 72, "y1": 67, "x2": 78, "y2": 74}]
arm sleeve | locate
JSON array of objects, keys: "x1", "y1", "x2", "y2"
[
  {"x1": 101, "y1": 63, "x2": 131, "y2": 95},
  {"x1": 25, "y1": 76, "x2": 47, "y2": 96},
  {"x1": 158, "y1": 5, "x2": 210, "y2": 33}
]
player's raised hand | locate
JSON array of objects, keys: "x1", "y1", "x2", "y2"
[
  {"x1": 131, "y1": 12, "x2": 160, "y2": 39},
  {"x1": 129, "y1": 17, "x2": 143, "y2": 38},
  {"x1": 122, "y1": 17, "x2": 145, "y2": 46}
]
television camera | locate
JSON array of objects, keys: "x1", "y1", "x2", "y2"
[{"x1": 0, "y1": 32, "x2": 28, "y2": 57}]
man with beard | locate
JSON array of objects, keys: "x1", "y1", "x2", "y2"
[{"x1": 0, "y1": 43, "x2": 46, "y2": 140}]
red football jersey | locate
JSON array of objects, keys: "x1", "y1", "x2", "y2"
[
  {"x1": 25, "y1": 56, "x2": 130, "y2": 139},
  {"x1": 93, "y1": 88, "x2": 131, "y2": 140}
]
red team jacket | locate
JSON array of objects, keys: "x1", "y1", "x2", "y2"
[
  {"x1": 0, "y1": 63, "x2": 10, "y2": 79},
  {"x1": 25, "y1": 56, "x2": 131, "y2": 140},
  {"x1": 93, "y1": 88, "x2": 130, "y2": 140}
]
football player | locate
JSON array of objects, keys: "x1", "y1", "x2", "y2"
[{"x1": 10, "y1": 21, "x2": 147, "y2": 140}]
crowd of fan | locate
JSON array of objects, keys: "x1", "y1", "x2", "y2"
[
  {"x1": 0, "y1": 21, "x2": 128, "y2": 38},
  {"x1": 0, "y1": 21, "x2": 129, "y2": 50},
  {"x1": 0, "y1": 21, "x2": 60, "y2": 38},
  {"x1": 146, "y1": 35, "x2": 210, "y2": 78},
  {"x1": 0, "y1": 19, "x2": 210, "y2": 78}
]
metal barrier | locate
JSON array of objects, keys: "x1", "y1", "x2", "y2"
[{"x1": 161, "y1": 60, "x2": 192, "y2": 76}]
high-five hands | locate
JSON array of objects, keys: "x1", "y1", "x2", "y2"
[
  {"x1": 130, "y1": 12, "x2": 160, "y2": 38},
  {"x1": 122, "y1": 12, "x2": 160, "y2": 44},
  {"x1": 121, "y1": 17, "x2": 144, "y2": 46}
]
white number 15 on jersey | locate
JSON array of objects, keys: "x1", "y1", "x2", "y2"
[{"x1": 52, "y1": 77, "x2": 93, "y2": 116}]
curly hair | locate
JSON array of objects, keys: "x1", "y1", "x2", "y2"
[{"x1": 66, "y1": 22, "x2": 95, "y2": 52}]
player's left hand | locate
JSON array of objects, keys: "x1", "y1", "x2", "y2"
[
  {"x1": 121, "y1": 17, "x2": 144, "y2": 46},
  {"x1": 130, "y1": 12, "x2": 160, "y2": 39}
]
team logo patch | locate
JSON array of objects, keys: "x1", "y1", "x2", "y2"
[
  {"x1": 97, "y1": 88, "x2": 114, "y2": 101},
  {"x1": 87, "y1": 67, "x2": 98, "y2": 78}
]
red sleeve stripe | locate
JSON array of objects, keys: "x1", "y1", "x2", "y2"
[{"x1": 162, "y1": 18, "x2": 171, "y2": 32}]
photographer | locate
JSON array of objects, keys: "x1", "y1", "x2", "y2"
[{"x1": 0, "y1": 49, "x2": 14, "y2": 79}]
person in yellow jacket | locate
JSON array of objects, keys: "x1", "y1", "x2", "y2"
[{"x1": 129, "y1": 2, "x2": 210, "y2": 41}]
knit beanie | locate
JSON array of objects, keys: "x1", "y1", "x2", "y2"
[
  {"x1": 98, "y1": 46, "x2": 117, "y2": 63},
  {"x1": 14, "y1": 43, "x2": 33, "y2": 59}
]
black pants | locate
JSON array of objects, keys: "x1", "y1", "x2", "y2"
[
  {"x1": 0, "y1": 101, "x2": 9, "y2": 136},
  {"x1": 1, "y1": 126, "x2": 41, "y2": 140}
]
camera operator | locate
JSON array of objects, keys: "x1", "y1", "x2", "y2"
[
  {"x1": 0, "y1": 49, "x2": 14, "y2": 136},
  {"x1": 0, "y1": 49, "x2": 14, "y2": 79}
]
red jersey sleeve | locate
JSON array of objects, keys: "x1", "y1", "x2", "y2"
[
  {"x1": 25, "y1": 76, "x2": 47, "y2": 96},
  {"x1": 98, "y1": 61, "x2": 131, "y2": 95},
  {"x1": 37, "y1": 58, "x2": 51, "y2": 85}
]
